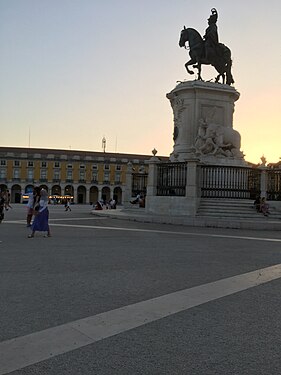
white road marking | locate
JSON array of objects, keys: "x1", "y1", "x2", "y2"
[
  {"x1": 4, "y1": 217, "x2": 105, "y2": 223},
  {"x1": 49, "y1": 217, "x2": 107, "y2": 221},
  {"x1": 51, "y1": 223, "x2": 281, "y2": 243},
  {"x1": 1, "y1": 263, "x2": 281, "y2": 374},
  {"x1": 3, "y1": 221, "x2": 281, "y2": 242}
]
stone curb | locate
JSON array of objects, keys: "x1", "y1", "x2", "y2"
[{"x1": 91, "y1": 209, "x2": 281, "y2": 231}]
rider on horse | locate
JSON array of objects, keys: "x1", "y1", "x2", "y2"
[
  {"x1": 179, "y1": 8, "x2": 234, "y2": 85},
  {"x1": 203, "y1": 8, "x2": 219, "y2": 64}
]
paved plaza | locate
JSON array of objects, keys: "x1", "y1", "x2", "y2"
[{"x1": 1, "y1": 204, "x2": 281, "y2": 374}]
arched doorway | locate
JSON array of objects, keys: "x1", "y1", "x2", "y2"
[
  {"x1": 113, "y1": 187, "x2": 122, "y2": 205},
  {"x1": 77, "y1": 185, "x2": 86, "y2": 204},
  {"x1": 25, "y1": 185, "x2": 34, "y2": 194},
  {"x1": 39, "y1": 184, "x2": 48, "y2": 192},
  {"x1": 51, "y1": 185, "x2": 61, "y2": 196},
  {"x1": 101, "y1": 186, "x2": 110, "y2": 203},
  {"x1": 64, "y1": 185, "x2": 74, "y2": 202},
  {"x1": 90, "y1": 186, "x2": 99, "y2": 205},
  {"x1": 11, "y1": 184, "x2": 22, "y2": 203}
]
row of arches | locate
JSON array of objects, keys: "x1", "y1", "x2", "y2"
[{"x1": 0, "y1": 184, "x2": 123, "y2": 204}]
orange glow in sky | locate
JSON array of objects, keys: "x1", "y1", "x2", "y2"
[{"x1": 0, "y1": 0, "x2": 280, "y2": 164}]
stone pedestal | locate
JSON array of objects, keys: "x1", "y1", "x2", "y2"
[{"x1": 167, "y1": 81, "x2": 246, "y2": 166}]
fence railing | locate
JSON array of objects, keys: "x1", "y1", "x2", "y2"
[
  {"x1": 132, "y1": 173, "x2": 148, "y2": 197},
  {"x1": 157, "y1": 162, "x2": 187, "y2": 196},
  {"x1": 132, "y1": 163, "x2": 281, "y2": 201},
  {"x1": 267, "y1": 169, "x2": 281, "y2": 200},
  {"x1": 200, "y1": 166, "x2": 261, "y2": 199}
]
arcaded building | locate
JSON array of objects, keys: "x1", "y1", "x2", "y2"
[{"x1": 0, "y1": 147, "x2": 155, "y2": 204}]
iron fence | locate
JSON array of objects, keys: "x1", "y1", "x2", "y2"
[
  {"x1": 132, "y1": 173, "x2": 148, "y2": 197},
  {"x1": 267, "y1": 169, "x2": 281, "y2": 200},
  {"x1": 200, "y1": 165, "x2": 261, "y2": 199},
  {"x1": 157, "y1": 162, "x2": 187, "y2": 196}
]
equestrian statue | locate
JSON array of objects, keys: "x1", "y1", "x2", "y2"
[{"x1": 179, "y1": 8, "x2": 234, "y2": 85}]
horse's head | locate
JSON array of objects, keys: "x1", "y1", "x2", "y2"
[{"x1": 179, "y1": 26, "x2": 189, "y2": 48}]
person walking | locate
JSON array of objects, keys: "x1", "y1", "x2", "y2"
[
  {"x1": 65, "y1": 199, "x2": 71, "y2": 211},
  {"x1": 26, "y1": 187, "x2": 40, "y2": 227},
  {"x1": 4, "y1": 189, "x2": 12, "y2": 211},
  {"x1": 28, "y1": 188, "x2": 51, "y2": 238}
]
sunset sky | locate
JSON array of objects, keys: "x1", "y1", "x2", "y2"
[{"x1": 0, "y1": 0, "x2": 280, "y2": 164}]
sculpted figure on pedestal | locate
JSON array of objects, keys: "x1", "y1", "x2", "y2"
[
  {"x1": 195, "y1": 119, "x2": 242, "y2": 158},
  {"x1": 179, "y1": 9, "x2": 234, "y2": 85}
]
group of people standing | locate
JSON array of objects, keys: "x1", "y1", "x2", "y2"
[{"x1": 26, "y1": 187, "x2": 51, "y2": 238}]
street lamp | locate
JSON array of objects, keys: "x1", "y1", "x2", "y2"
[{"x1": 102, "y1": 137, "x2": 106, "y2": 153}]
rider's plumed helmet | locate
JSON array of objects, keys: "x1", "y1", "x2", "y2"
[{"x1": 208, "y1": 8, "x2": 218, "y2": 24}]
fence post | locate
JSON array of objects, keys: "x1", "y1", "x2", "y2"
[
  {"x1": 145, "y1": 155, "x2": 160, "y2": 211},
  {"x1": 185, "y1": 159, "x2": 200, "y2": 215},
  {"x1": 258, "y1": 166, "x2": 268, "y2": 198},
  {"x1": 123, "y1": 162, "x2": 133, "y2": 208}
]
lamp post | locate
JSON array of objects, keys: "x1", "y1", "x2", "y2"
[{"x1": 102, "y1": 137, "x2": 106, "y2": 153}]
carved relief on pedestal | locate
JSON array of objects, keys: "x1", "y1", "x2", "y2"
[
  {"x1": 168, "y1": 95, "x2": 186, "y2": 144},
  {"x1": 201, "y1": 105, "x2": 224, "y2": 127},
  {"x1": 194, "y1": 118, "x2": 243, "y2": 158}
]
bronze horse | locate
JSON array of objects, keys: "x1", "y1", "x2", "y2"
[{"x1": 179, "y1": 27, "x2": 234, "y2": 85}]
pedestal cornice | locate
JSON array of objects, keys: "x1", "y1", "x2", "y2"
[{"x1": 167, "y1": 80, "x2": 240, "y2": 102}]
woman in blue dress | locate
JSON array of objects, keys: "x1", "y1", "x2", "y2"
[{"x1": 28, "y1": 188, "x2": 51, "y2": 238}]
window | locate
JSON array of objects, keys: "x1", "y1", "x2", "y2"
[
  {"x1": 79, "y1": 171, "x2": 85, "y2": 180},
  {"x1": 14, "y1": 160, "x2": 20, "y2": 167},
  {"x1": 28, "y1": 161, "x2": 34, "y2": 167},
  {"x1": 104, "y1": 164, "x2": 110, "y2": 170},
  {"x1": 92, "y1": 171, "x2": 97, "y2": 181},
  {"x1": 92, "y1": 164, "x2": 98, "y2": 170},
  {"x1": 67, "y1": 170, "x2": 72, "y2": 179},
  {"x1": 54, "y1": 162, "x2": 60, "y2": 168},
  {"x1": 41, "y1": 161, "x2": 47, "y2": 168},
  {"x1": 40, "y1": 170, "x2": 47, "y2": 179},
  {"x1": 0, "y1": 160, "x2": 6, "y2": 166},
  {"x1": 0, "y1": 169, "x2": 6, "y2": 178},
  {"x1": 13, "y1": 169, "x2": 20, "y2": 178},
  {"x1": 104, "y1": 171, "x2": 110, "y2": 182},
  {"x1": 27, "y1": 170, "x2": 34, "y2": 179},
  {"x1": 116, "y1": 164, "x2": 121, "y2": 171},
  {"x1": 80, "y1": 164, "x2": 85, "y2": 169},
  {"x1": 115, "y1": 172, "x2": 121, "y2": 183},
  {"x1": 67, "y1": 164, "x2": 73, "y2": 169},
  {"x1": 54, "y1": 170, "x2": 60, "y2": 180}
]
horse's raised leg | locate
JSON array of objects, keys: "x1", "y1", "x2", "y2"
[{"x1": 185, "y1": 58, "x2": 197, "y2": 75}]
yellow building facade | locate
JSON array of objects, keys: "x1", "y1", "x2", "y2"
[{"x1": 0, "y1": 147, "x2": 153, "y2": 204}]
